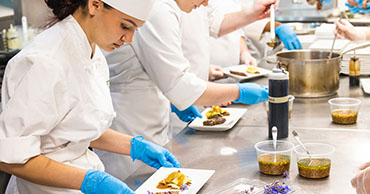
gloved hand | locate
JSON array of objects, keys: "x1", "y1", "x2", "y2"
[
  {"x1": 131, "y1": 136, "x2": 182, "y2": 169},
  {"x1": 351, "y1": 162, "x2": 370, "y2": 194},
  {"x1": 241, "y1": 51, "x2": 257, "y2": 66},
  {"x1": 275, "y1": 24, "x2": 302, "y2": 50},
  {"x1": 171, "y1": 104, "x2": 202, "y2": 122},
  {"x1": 233, "y1": 82, "x2": 268, "y2": 105},
  {"x1": 81, "y1": 169, "x2": 134, "y2": 194}
]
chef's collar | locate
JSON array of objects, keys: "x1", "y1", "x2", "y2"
[{"x1": 62, "y1": 15, "x2": 94, "y2": 61}]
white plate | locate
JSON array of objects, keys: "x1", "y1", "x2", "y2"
[
  {"x1": 361, "y1": 78, "x2": 370, "y2": 94},
  {"x1": 189, "y1": 108, "x2": 247, "y2": 131},
  {"x1": 135, "y1": 167, "x2": 215, "y2": 194},
  {"x1": 222, "y1": 65, "x2": 271, "y2": 81}
]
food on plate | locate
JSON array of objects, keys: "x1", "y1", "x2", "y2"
[
  {"x1": 203, "y1": 106, "x2": 230, "y2": 126},
  {"x1": 331, "y1": 109, "x2": 358, "y2": 124},
  {"x1": 203, "y1": 116, "x2": 226, "y2": 126},
  {"x1": 297, "y1": 158, "x2": 331, "y2": 179},
  {"x1": 258, "y1": 154, "x2": 291, "y2": 175},
  {"x1": 230, "y1": 70, "x2": 247, "y2": 76},
  {"x1": 205, "y1": 106, "x2": 230, "y2": 119},
  {"x1": 156, "y1": 170, "x2": 192, "y2": 191},
  {"x1": 148, "y1": 191, "x2": 180, "y2": 194},
  {"x1": 263, "y1": 181, "x2": 291, "y2": 194},
  {"x1": 246, "y1": 65, "x2": 260, "y2": 74}
]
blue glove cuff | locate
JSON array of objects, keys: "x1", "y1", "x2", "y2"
[
  {"x1": 130, "y1": 136, "x2": 144, "y2": 161},
  {"x1": 81, "y1": 169, "x2": 101, "y2": 194},
  {"x1": 170, "y1": 104, "x2": 176, "y2": 113},
  {"x1": 233, "y1": 82, "x2": 243, "y2": 103}
]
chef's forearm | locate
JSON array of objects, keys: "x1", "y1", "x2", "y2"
[
  {"x1": 218, "y1": 9, "x2": 257, "y2": 37},
  {"x1": 90, "y1": 129, "x2": 132, "y2": 155},
  {"x1": 193, "y1": 83, "x2": 239, "y2": 106},
  {"x1": 0, "y1": 155, "x2": 86, "y2": 190}
]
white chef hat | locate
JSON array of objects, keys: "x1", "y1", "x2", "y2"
[{"x1": 102, "y1": 0, "x2": 154, "y2": 21}]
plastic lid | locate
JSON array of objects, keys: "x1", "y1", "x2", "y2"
[{"x1": 268, "y1": 68, "x2": 289, "y2": 80}]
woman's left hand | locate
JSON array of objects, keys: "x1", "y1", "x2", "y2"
[{"x1": 130, "y1": 136, "x2": 182, "y2": 169}]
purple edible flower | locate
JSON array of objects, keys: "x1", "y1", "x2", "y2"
[{"x1": 282, "y1": 171, "x2": 289, "y2": 178}]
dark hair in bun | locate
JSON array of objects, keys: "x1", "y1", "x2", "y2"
[{"x1": 44, "y1": 0, "x2": 88, "y2": 27}]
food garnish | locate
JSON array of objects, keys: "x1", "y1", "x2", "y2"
[
  {"x1": 203, "y1": 106, "x2": 230, "y2": 126},
  {"x1": 246, "y1": 65, "x2": 260, "y2": 74},
  {"x1": 263, "y1": 181, "x2": 291, "y2": 194},
  {"x1": 156, "y1": 170, "x2": 191, "y2": 191},
  {"x1": 147, "y1": 191, "x2": 179, "y2": 194}
]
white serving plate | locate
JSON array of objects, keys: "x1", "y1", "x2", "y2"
[
  {"x1": 189, "y1": 108, "x2": 247, "y2": 131},
  {"x1": 361, "y1": 78, "x2": 370, "y2": 94},
  {"x1": 135, "y1": 167, "x2": 215, "y2": 194},
  {"x1": 222, "y1": 65, "x2": 271, "y2": 82}
]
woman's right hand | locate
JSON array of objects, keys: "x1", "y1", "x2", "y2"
[{"x1": 81, "y1": 169, "x2": 134, "y2": 194}]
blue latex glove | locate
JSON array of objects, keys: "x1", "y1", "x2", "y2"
[
  {"x1": 275, "y1": 24, "x2": 302, "y2": 50},
  {"x1": 81, "y1": 169, "x2": 134, "y2": 194},
  {"x1": 171, "y1": 104, "x2": 202, "y2": 122},
  {"x1": 130, "y1": 136, "x2": 182, "y2": 169},
  {"x1": 233, "y1": 83, "x2": 268, "y2": 105}
]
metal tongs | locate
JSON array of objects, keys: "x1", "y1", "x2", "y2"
[
  {"x1": 292, "y1": 130, "x2": 313, "y2": 165},
  {"x1": 329, "y1": 12, "x2": 350, "y2": 59}
]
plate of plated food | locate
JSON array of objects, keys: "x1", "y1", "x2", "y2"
[
  {"x1": 188, "y1": 106, "x2": 247, "y2": 131},
  {"x1": 135, "y1": 167, "x2": 215, "y2": 194},
  {"x1": 222, "y1": 65, "x2": 271, "y2": 81}
]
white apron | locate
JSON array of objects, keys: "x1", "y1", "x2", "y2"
[{"x1": 96, "y1": 44, "x2": 171, "y2": 181}]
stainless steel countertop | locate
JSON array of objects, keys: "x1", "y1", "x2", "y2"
[{"x1": 125, "y1": 76, "x2": 370, "y2": 194}]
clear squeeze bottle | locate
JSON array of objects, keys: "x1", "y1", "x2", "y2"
[{"x1": 268, "y1": 68, "x2": 289, "y2": 139}]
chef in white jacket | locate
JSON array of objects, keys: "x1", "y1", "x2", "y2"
[
  {"x1": 100, "y1": 0, "x2": 273, "y2": 181},
  {"x1": 0, "y1": 0, "x2": 181, "y2": 194},
  {"x1": 210, "y1": 0, "x2": 302, "y2": 66},
  {"x1": 209, "y1": 0, "x2": 257, "y2": 71}
]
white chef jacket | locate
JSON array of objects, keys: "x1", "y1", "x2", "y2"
[
  {"x1": 132, "y1": 0, "x2": 224, "y2": 110},
  {"x1": 209, "y1": 0, "x2": 245, "y2": 67},
  {"x1": 0, "y1": 15, "x2": 114, "y2": 194}
]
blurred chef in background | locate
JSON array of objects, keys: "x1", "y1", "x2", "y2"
[
  {"x1": 335, "y1": 19, "x2": 370, "y2": 41},
  {"x1": 0, "y1": 0, "x2": 181, "y2": 194},
  {"x1": 209, "y1": 0, "x2": 302, "y2": 68},
  {"x1": 97, "y1": 0, "x2": 273, "y2": 181}
]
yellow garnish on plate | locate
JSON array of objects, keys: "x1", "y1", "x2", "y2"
[
  {"x1": 246, "y1": 65, "x2": 260, "y2": 74},
  {"x1": 157, "y1": 170, "x2": 192, "y2": 190},
  {"x1": 205, "y1": 106, "x2": 229, "y2": 119}
]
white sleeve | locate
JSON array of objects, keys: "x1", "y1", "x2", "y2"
[
  {"x1": 243, "y1": 19, "x2": 269, "y2": 41},
  {"x1": 207, "y1": 2, "x2": 225, "y2": 38},
  {"x1": 132, "y1": 3, "x2": 207, "y2": 110},
  {"x1": 0, "y1": 55, "x2": 70, "y2": 163}
]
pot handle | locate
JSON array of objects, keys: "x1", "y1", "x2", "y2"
[
  {"x1": 340, "y1": 41, "x2": 370, "y2": 56},
  {"x1": 277, "y1": 61, "x2": 289, "y2": 71}
]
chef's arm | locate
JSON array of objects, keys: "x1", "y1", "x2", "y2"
[
  {"x1": 193, "y1": 82, "x2": 239, "y2": 106},
  {"x1": 218, "y1": 0, "x2": 276, "y2": 36},
  {"x1": 0, "y1": 155, "x2": 87, "y2": 190},
  {"x1": 90, "y1": 129, "x2": 132, "y2": 155}
]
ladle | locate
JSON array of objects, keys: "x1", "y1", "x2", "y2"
[
  {"x1": 266, "y1": 4, "x2": 276, "y2": 47},
  {"x1": 292, "y1": 130, "x2": 312, "y2": 165}
]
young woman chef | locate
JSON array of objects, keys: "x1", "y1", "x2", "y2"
[
  {"x1": 0, "y1": 0, "x2": 181, "y2": 193},
  {"x1": 97, "y1": 0, "x2": 273, "y2": 181}
]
